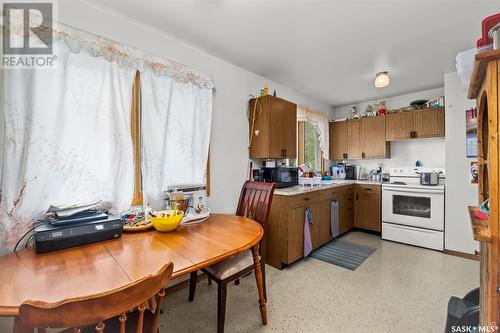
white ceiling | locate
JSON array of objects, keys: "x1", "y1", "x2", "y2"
[{"x1": 87, "y1": 0, "x2": 499, "y2": 106}]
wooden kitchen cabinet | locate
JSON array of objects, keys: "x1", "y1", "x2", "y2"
[
  {"x1": 248, "y1": 95, "x2": 297, "y2": 159},
  {"x1": 329, "y1": 121, "x2": 348, "y2": 159},
  {"x1": 361, "y1": 116, "x2": 390, "y2": 159},
  {"x1": 355, "y1": 185, "x2": 381, "y2": 232},
  {"x1": 266, "y1": 185, "x2": 355, "y2": 269},
  {"x1": 339, "y1": 185, "x2": 355, "y2": 233},
  {"x1": 347, "y1": 120, "x2": 362, "y2": 159},
  {"x1": 385, "y1": 112, "x2": 414, "y2": 141},
  {"x1": 386, "y1": 107, "x2": 445, "y2": 141},
  {"x1": 414, "y1": 108, "x2": 445, "y2": 138},
  {"x1": 329, "y1": 117, "x2": 390, "y2": 160}
]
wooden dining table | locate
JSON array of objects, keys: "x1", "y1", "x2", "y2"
[{"x1": 0, "y1": 214, "x2": 267, "y2": 327}]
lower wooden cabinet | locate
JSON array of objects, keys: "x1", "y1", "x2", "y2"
[
  {"x1": 355, "y1": 185, "x2": 381, "y2": 232},
  {"x1": 266, "y1": 185, "x2": 355, "y2": 269},
  {"x1": 266, "y1": 184, "x2": 382, "y2": 270}
]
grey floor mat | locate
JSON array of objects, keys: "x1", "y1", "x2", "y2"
[{"x1": 309, "y1": 238, "x2": 376, "y2": 270}]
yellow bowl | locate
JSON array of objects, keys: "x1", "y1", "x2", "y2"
[{"x1": 151, "y1": 210, "x2": 184, "y2": 232}]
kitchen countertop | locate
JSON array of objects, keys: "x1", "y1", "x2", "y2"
[{"x1": 274, "y1": 180, "x2": 383, "y2": 196}]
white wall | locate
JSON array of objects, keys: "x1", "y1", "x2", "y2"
[
  {"x1": 444, "y1": 72, "x2": 478, "y2": 254},
  {"x1": 331, "y1": 88, "x2": 446, "y2": 172},
  {"x1": 57, "y1": 1, "x2": 330, "y2": 212}
]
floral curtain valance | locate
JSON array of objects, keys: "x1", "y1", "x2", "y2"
[
  {"x1": 297, "y1": 105, "x2": 329, "y2": 160},
  {"x1": 3, "y1": 13, "x2": 215, "y2": 89}
]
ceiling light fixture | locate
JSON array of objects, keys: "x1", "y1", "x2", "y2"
[{"x1": 375, "y1": 71, "x2": 390, "y2": 88}]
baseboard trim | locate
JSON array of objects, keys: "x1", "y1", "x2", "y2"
[{"x1": 443, "y1": 249, "x2": 479, "y2": 261}]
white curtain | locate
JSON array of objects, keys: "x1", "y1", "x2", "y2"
[
  {"x1": 297, "y1": 105, "x2": 330, "y2": 159},
  {"x1": 0, "y1": 42, "x2": 136, "y2": 249},
  {"x1": 140, "y1": 70, "x2": 213, "y2": 210}
]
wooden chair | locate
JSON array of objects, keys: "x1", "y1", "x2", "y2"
[
  {"x1": 13, "y1": 262, "x2": 174, "y2": 333},
  {"x1": 188, "y1": 181, "x2": 276, "y2": 333}
]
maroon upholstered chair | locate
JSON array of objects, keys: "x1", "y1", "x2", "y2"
[{"x1": 188, "y1": 181, "x2": 276, "y2": 333}]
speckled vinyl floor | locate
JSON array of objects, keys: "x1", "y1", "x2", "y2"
[{"x1": 159, "y1": 231, "x2": 479, "y2": 333}]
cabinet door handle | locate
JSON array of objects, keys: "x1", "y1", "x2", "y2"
[
  {"x1": 284, "y1": 149, "x2": 287, "y2": 157},
  {"x1": 365, "y1": 188, "x2": 372, "y2": 191},
  {"x1": 362, "y1": 152, "x2": 365, "y2": 159},
  {"x1": 303, "y1": 197, "x2": 310, "y2": 201}
]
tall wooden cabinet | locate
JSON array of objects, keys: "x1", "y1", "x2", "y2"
[
  {"x1": 467, "y1": 48, "x2": 500, "y2": 326},
  {"x1": 249, "y1": 95, "x2": 297, "y2": 159}
]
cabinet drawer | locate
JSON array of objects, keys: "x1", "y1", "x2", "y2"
[
  {"x1": 288, "y1": 192, "x2": 324, "y2": 208},
  {"x1": 356, "y1": 184, "x2": 381, "y2": 195}
]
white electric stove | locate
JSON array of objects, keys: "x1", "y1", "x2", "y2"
[{"x1": 382, "y1": 167, "x2": 445, "y2": 251}]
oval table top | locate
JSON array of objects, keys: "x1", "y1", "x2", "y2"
[{"x1": 0, "y1": 214, "x2": 263, "y2": 317}]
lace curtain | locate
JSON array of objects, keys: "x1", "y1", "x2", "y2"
[
  {"x1": 0, "y1": 16, "x2": 214, "y2": 250},
  {"x1": 297, "y1": 105, "x2": 330, "y2": 159},
  {"x1": 140, "y1": 71, "x2": 213, "y2": 209},
  {"x1": 4, "y1": 12, "x2": 215, "y2": 88},
  {"x1": 0, "y1": 44, "x2": 136, "y2": 249}
]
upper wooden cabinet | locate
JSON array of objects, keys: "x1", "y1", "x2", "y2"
[
  {"x1": 347, "y1": 120, "x2": 363, "y2": 159},
  {"x1": 329, "y1": 117, "x2": 390, "y2": 160},
  {"x1": 386, "y1": 107, "x2": 445, "y2": 141},
  {"x1": 385, "y1": 112, "x2": 414, "y2": 141},
  {"x1": 361, "y1": 116, "x2": 390, "y2": 159},
  {"x1": 329, "y1": 121, "x2": 348, "y2": 159},
  {"x1": 249, "y1": 95, "x2": 297, "y2": 159},
  {"x1": 414, "y1": 108, "x2": 445, "y2": 138}
]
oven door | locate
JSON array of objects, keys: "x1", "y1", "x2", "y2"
[{"x1": 382, "y1": 186, "x2": 444, "y2": 231}]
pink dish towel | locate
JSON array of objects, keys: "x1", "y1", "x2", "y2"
[{"x1": 304, "y1": 207, "x2": 313, "y2": 256}]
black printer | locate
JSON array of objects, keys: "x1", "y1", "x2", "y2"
[{"x1": 34, "y1": 215, "x2": 123, "y2": 253}]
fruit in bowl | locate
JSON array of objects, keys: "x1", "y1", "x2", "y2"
[{"x1": 150, "y1": 210, "x2": 184, "y2": 232}]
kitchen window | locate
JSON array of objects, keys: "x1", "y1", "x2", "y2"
[
  {"x1": 298, "y1": 121, "x2": 323, "y2": 171},
  {"x1": 130, "y1": 72, "x2": 211, "y2": 207}
]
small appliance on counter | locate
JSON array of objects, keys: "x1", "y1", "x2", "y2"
[
  {"x1": 345, "y1": 164, "x2": 357, "y2": 180},
  {"x1": 331, "y1": 163, "x2": 357, "y2": 180},
  {"x1": 164, "y1": 184, "x2": 210, "y2": 224},
  {"x1": 252, "y1": 166, "x2": 298, "y2": 188}
]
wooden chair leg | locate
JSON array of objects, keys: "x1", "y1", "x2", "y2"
[
  {"x1": 261, "y1": 263, "x2": 267, "y2": 302},
  {"x1": 235, "y1": 279, "x2": 240, "y2": 285},
  {"x1": 188, "y1": 271, "x2": 197, "y2": 302},
  {"x1": 217, "y1": 281, "x2": 228, "y2": 333},
  {"x1": 251, "y1": 244, "x2": 267, "y2": 325}
]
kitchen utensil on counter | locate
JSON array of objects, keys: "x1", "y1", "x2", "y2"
[{"x1": 417, "y1": 171, "x2": 440, "y2": 186}]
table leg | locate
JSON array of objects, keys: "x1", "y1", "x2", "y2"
[{"x1": 251, "y1": 244, "x2": 267, "y2": 325}]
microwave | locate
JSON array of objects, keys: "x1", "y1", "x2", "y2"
[{"x1": 253, "y1": 167, "x2": 298, "y2": 188}]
